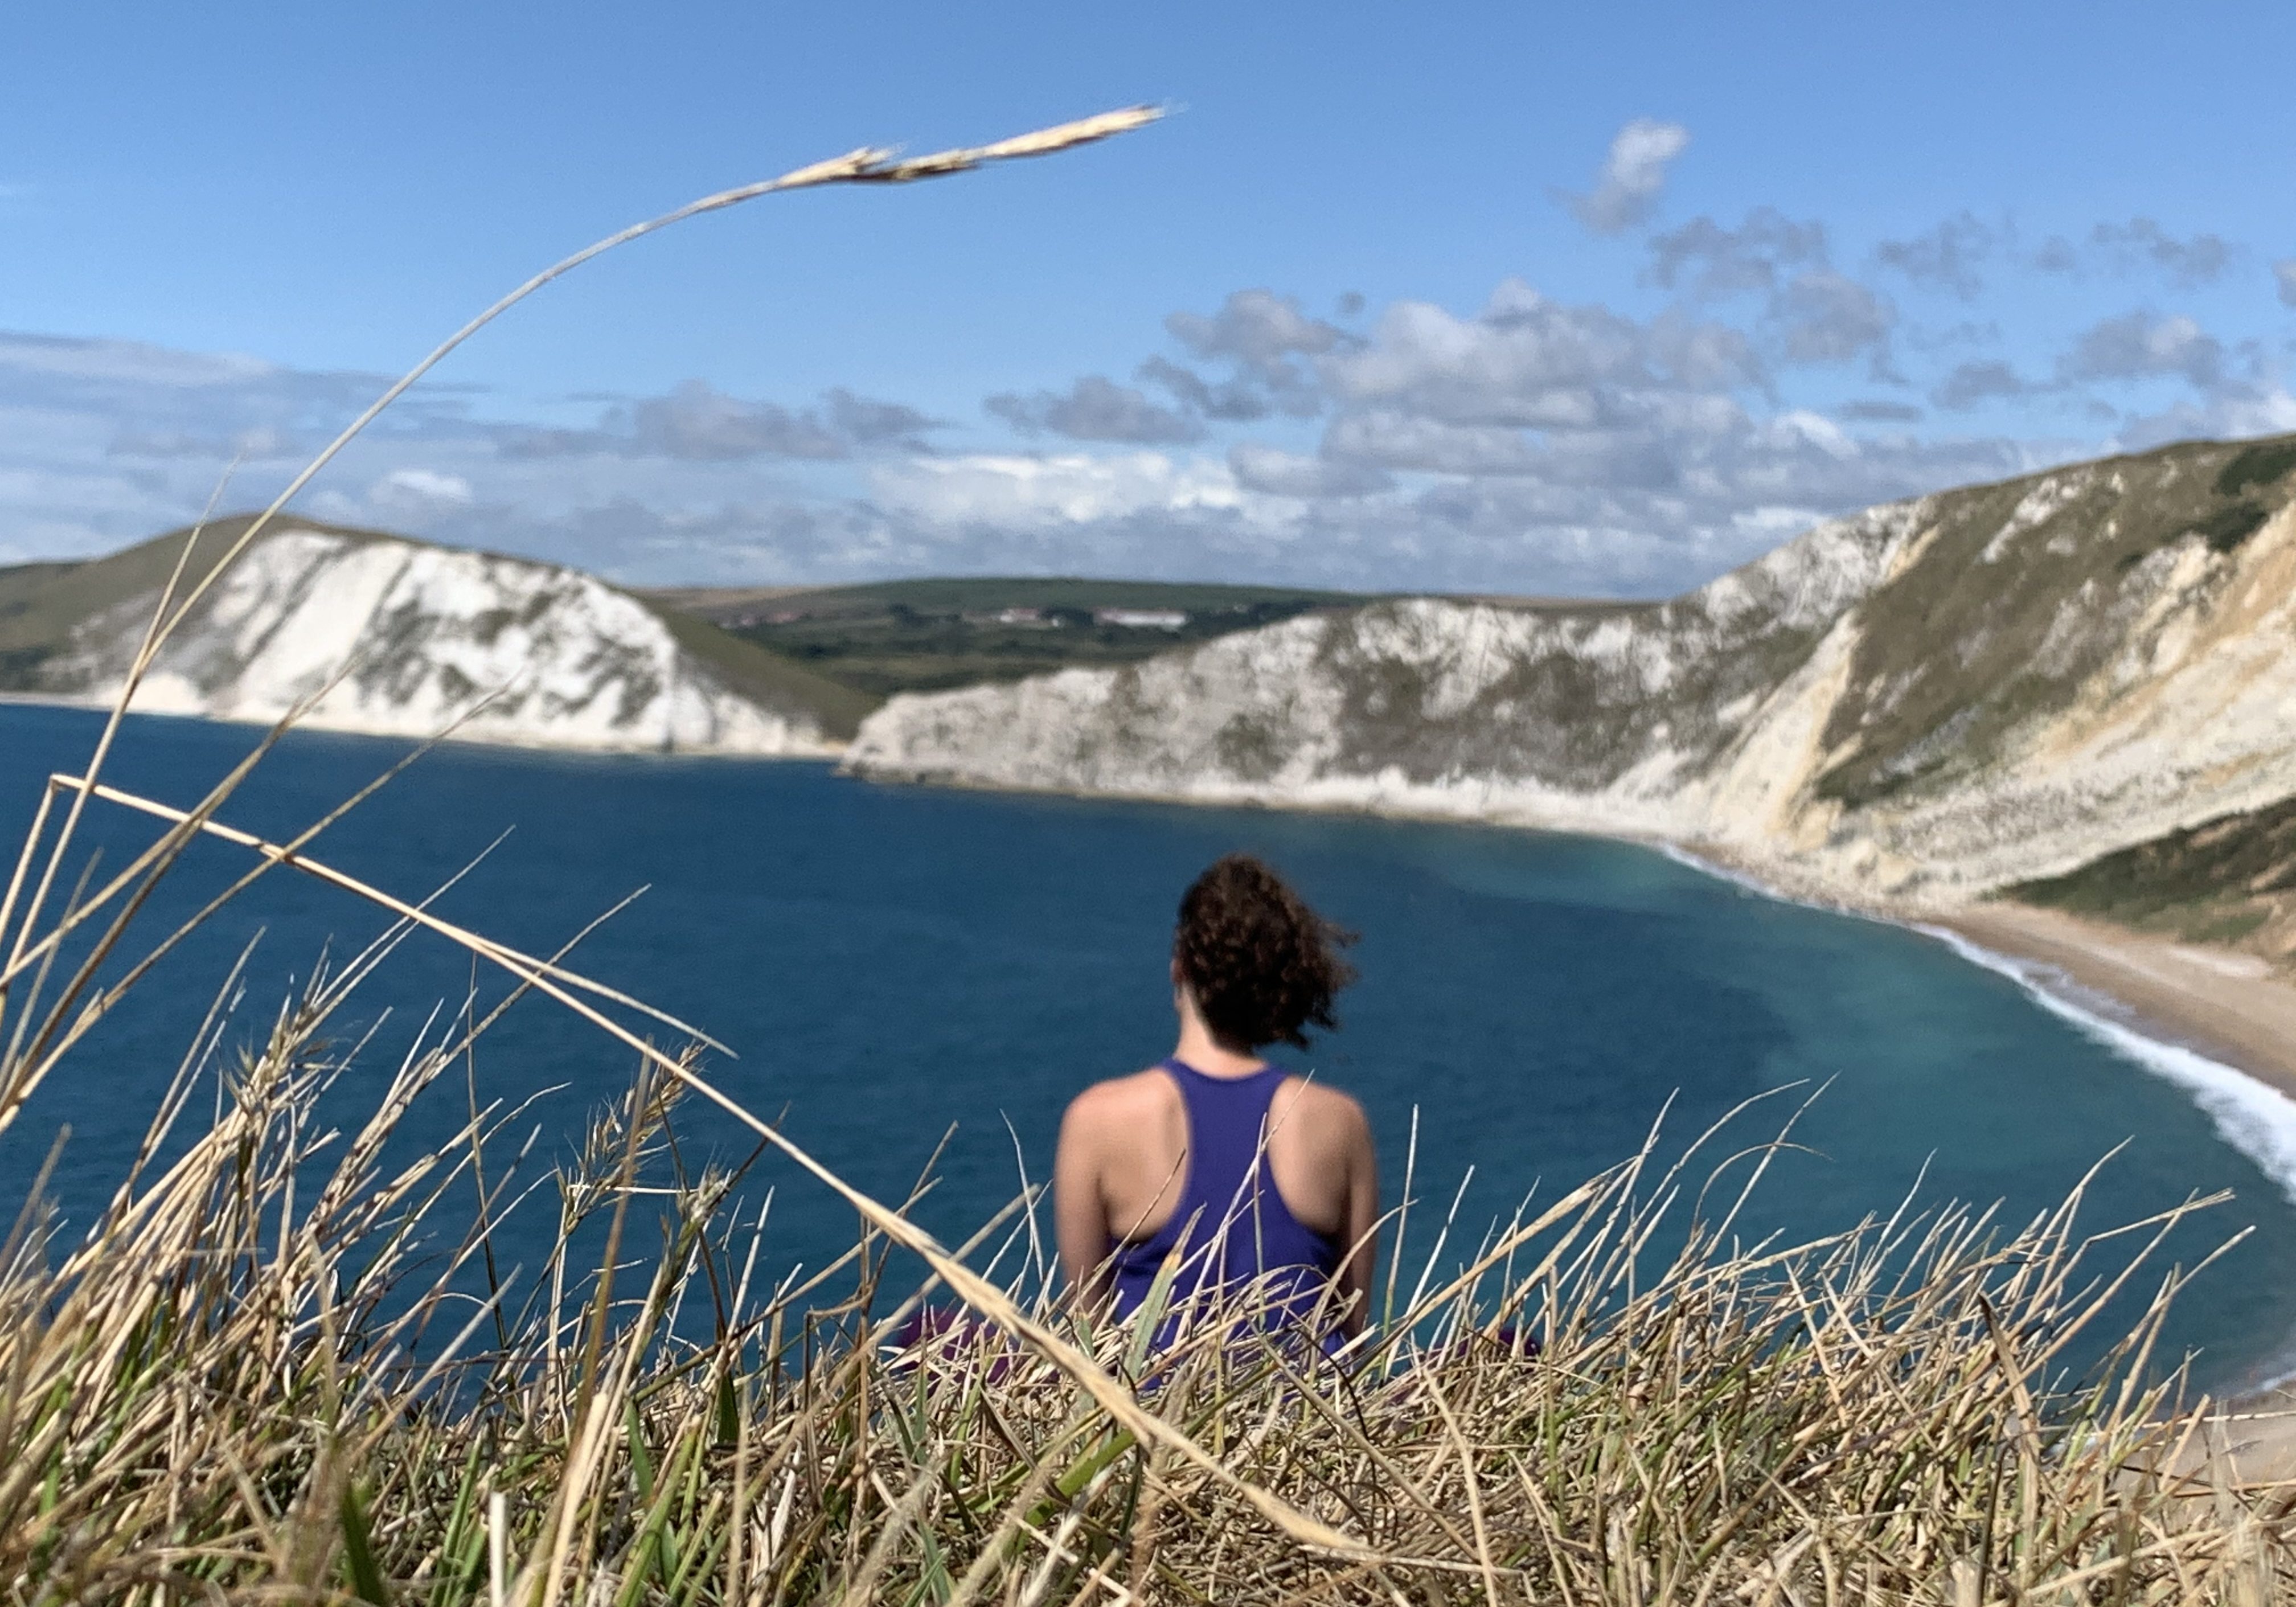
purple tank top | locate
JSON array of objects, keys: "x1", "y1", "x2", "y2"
[{"x1": 1106, "y1": 1059, "x2": 1346, "y2": 1337}]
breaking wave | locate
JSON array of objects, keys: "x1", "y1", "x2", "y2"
[
  {"x1": 1658, "y1": 846, "x2": 2296, "y2": 1210},
  {"x1": 1916, "y1": 924, "x2": 2296, "y2": 1214}
]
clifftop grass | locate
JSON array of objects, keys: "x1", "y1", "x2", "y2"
[
  {"x1": 658, "y1": 576, "x2": 1371, "y2": 702},
  {"x1": 0, "y1": 960, "x2": 2286, "y2": 1604},
  {"x1": 0, "y1": 517, "x2": 879, "y2": 743}
]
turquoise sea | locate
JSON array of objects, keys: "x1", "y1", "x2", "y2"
[{"x1": 6, "y1": 700, "x2": 2296, "y2": 1390}]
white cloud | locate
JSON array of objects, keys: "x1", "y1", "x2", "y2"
[
  {"x1": 1766, "y1": 410, "x2": 1856, "y2": 458},
  {"x1": 1731, "y1": 503, "x2": 1830, "y2": 543},
  {"x1": 370, "y1": 467, "x2": 474, "y2": 513},
  {"x1": 1650, "y1": 208, "x2": 1827, "y2": 298},
  {"x1": 1646, "y1": 215, "x2": 1895, "y2": 369},
  {"x1": 2087, "y1": 219, "x2": 2233, "y2": 286},
  {"x1": 9, "y1": 144, "x2": 2296, "y2": 605},
  {"x1": 1768, "y1": 270, "x2": 1895, "y2": 366},
  {"x1": 109, "y1": 424, "x2": 297, "y2": 460},
  {"x1": 0, "y1": 331, "x2": 279, "y2": 390},
  {"x1": 1322, "y1": 411, "x2": 1541, "y2": 475},
  {"x1": 871, "y1": 452, "x2": 1249, "y2": 528},
  {"x1": 498, "y1": 382, "x2": 936, "y2": 464},
  {"x1": 2035, "y1": 219, "x2": 2238, "y2": 287},
  {"x1": 1226, "y1": 443, "x2": 1389, "y2": 498},
  {"x1": 2112, "y1": 385, "x2": 2296, "y2": 452},
  {"x1": 1325, "y1": 283, "x2": 1660, "y2": 425},
  {"x1": 1560, "y1": 118, "x2": 1691, "y2": 236},
  {"x1": 1932, "y1": 359, "x2": 2033, "y2": 411},
  {"x1": 1873, "y1": 213, "x2": 1996, "y2": 300},
  {"x1": 1167, "y1": 289, "x2": 1344, "y2": 368},
  {"x1": 1158, "y1": 290, "x2": 1344, "y2": 419},
  {"x1": 629, "y1": 381, "x2": 846, "y2": 460}
]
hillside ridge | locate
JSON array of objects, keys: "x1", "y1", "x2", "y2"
[
  {"x1": 844, "y1": 432, "x2": 2296, "y2": 970},
  {"x1": 1, "y1": 516, "x2": 869, "y2": 753}
]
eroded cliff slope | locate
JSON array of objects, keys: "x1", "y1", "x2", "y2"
[
  {"x1": 1, "y1": 517, "x2": 872, "y2": 753},
  {"x1": 847, "y1": 435, "x2": 2296, "y2": 911}
]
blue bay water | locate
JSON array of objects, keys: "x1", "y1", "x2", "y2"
[{"x1": 6, "y1": 700, "x2": 2296, "y2": 1390}]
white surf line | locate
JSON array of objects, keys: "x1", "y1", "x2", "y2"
[
  {"x1": 1655, "y1": 845, "x2": 2296, "y2": 1214},
  {"x1": 1918, "y1": 925, "x2": 2296, "y2": 1211},
  {"x1": 1654, "y1": 843, "x2": 1782, "y2": 902}
]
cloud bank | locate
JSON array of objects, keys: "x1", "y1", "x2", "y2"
[{"x1": 6, "y1": 119, "x2": 2295, "y2": 597}]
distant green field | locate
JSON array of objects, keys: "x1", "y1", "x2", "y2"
[{"x1": 651, "y1": 576, "x2": 1376, "y2": 700}]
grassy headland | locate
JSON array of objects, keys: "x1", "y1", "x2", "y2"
[
  {"x1": 0, "y1": 517, "x2": 880, "y2": 743},
  {"x1": 647, "y1": 577, "x2": 1372, "y2": 700},
  {"x1": 0, "y1": 515, "x2": 398, "y2": 689}
]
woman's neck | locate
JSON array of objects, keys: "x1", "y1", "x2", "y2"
[{"x1": 1172, "y1": 1006, "x2": 1266, "y2": 1080}]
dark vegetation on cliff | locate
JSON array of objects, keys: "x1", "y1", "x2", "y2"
[{"x1": 2009, "y1": 794, "x2": 2296, "y2": 963}]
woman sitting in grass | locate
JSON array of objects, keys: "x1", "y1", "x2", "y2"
[{"x1": 1054, "y1": 854, "x2": 1379, "y2": 1348}]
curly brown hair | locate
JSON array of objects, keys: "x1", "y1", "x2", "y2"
[{"x1": 1172, "y1": 854, "x2": 1358, "y2": 1051}]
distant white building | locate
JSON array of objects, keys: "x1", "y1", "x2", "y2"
[{"x1": 1094, "y1": 608, "x2": 1188, "y2": 629}]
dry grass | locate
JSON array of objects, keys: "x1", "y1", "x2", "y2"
[
  {"x1": 0, "y1": 932, "x2": 2289, "y2": 1604},
  {"x1": 2, "y1": 104, "x2": 2295, "y2": 1604}
]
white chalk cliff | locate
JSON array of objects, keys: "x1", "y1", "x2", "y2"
[
  {"x1": 847, "y1": 436, "x2": 2296, "y2": 909},
  {"x1": 29, "y1": 524, "x2": 855, "y2": 755}
]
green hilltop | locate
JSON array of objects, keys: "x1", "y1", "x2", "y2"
[
  {"x1": 6, "y1": 522, "x2": 1375, "y2": 728},
  {"x1": 642, "y1": 575, "x2": 1376, "y2": 700}
]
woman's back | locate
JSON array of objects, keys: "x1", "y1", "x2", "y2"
[
  {"x1": 1053, "y1": 854, "x2": 1378, "y2": 1341},
  {"x1": 1109, "y1": 1061, "x2": 1346, "y2": 1325}
]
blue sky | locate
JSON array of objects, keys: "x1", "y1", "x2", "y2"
[{"x1": 6, "y1": 1, "x2": 2296, "y2": 593}]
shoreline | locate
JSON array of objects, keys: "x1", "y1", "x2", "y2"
[
  {"x1": 0, "y1": 691, "x2": 848, "y2": 761},
  {"x1": 1655, "y1": 841, "x2": 2296, "y2": 1100},
  {"x1": 1660, "y1": 845, "x2": 2296, "y2": 1408},
  {"x1": 1929, "y1": 903, "x2": 2296, "y2": 1100},
  {"x1": 29, "y1": 692, "x2": 2286, "y2": 1096}
]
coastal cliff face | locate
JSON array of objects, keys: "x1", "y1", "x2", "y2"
[
  {"x1": 5, "y1": 520, "x2": 872, "y2": 754},
  {"x1": 847, "y1": 435, "x2": 2296, "y2": 913}
]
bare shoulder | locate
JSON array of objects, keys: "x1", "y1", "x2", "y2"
[
  {"x1": 1277, "y1": 1077, "x2": 1371, "y2": 1144},
  {"x1": 1062, "y1": 1066, "x2": 1180, "y2": 1135}
]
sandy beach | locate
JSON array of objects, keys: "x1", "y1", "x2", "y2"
[
  {"x1": 1936, "y1": 903, "x2": 2296, "y2": 1100},
  {"x1": 1925, "y1": 900, "x2": 2296, "y2": 1454}
]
